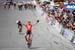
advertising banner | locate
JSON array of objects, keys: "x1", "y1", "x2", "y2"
[{"x1": 65, "y1": 4, "x2": 75, "y2": 10}]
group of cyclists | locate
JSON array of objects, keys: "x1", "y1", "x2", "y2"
[{"x1": 16, "y1": 20, "x2": 39, "y2": 48}]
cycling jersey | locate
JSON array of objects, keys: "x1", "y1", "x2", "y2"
[{"x1": 25, "y1": 24, "x2": 32, "y2": 31}]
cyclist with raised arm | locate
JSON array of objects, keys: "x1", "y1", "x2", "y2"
[{"x1": 23, "y1": 20, "x2": 39, "y2": 48}]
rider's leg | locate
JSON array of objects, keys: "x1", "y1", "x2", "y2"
[
  {"x1": 27, "y1": 34, "x2": 31, "y2": 41},
  {"x1": 29, "y1": 34, "x2": 32, "y2": 46},
  {"x1": 25, "y1": 34, "x2": 28, "y2": 41},
  {"x1": 25, "y1": 34, "x2": 32, "y2": 43},
  {"x1": 29, "y1": 34, "x2": 32, "y2": 41},
  {"x1": 19, "y1": 26, "x2": 22, "y2": 34},
  {"x1": 25, "y1": 34, "x2": 31, "y2": 41},
  {"x1": 19, "y1": 28, "x2": 21, "y2": 32},
  {"x1": 26, "y1": 34, "x2": 32, "y2": 42},
  {"x1": 27, "y1": 34, "x2": 32, "y2": 48},
  {"x1": 26, "y1": 31, "x2": 31, "y2": 41}
]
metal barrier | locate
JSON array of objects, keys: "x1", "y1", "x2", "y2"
[{"x1": 60, "y1": 27, "x2": 75, "y2": 43}]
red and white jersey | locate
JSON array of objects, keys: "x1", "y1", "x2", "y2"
[{"x1": 25, "y1": 24, "x2": 32, "y2": 31}]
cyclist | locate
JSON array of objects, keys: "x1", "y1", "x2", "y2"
[
  {"x1": 23, "y1": 21, "x2": 33, "y2": 48},
  {"x1": 16, "y1": 20, "x2": 22, "y2": 34},
  {"x1": 23, "y1": 20, "x2": 39, "y2": 48}
]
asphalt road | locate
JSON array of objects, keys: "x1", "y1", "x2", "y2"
[{"x1": 0, "y1": 0, "x2": 75, "y2": 50}]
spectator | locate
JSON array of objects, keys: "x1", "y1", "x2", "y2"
[
  {"x1": 13, "y1": 2, "x2": 16, "y2": 9},
  {"x1": 18, "y1": 2, "x2": 23, "y2": 10}
]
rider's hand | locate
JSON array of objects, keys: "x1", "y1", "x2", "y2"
[{"x1": 37, "y1": 20, "x2": 39, "y2": 23}]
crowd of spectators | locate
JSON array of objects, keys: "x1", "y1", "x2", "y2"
[{"x1": 35, "y1": 0, "x2": 75, "y2": 32}]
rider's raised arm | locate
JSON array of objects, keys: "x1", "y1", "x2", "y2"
[
  {"x1": 32, "y1": 20, "x2": 39, "y2": 26},
  {"x1": 32, "y1": 22, "x2": 38, "y2": 26}
]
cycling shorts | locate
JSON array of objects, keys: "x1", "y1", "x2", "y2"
[{"x1": 26, "y1": 30, "x2": 31, "y2": 35}]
